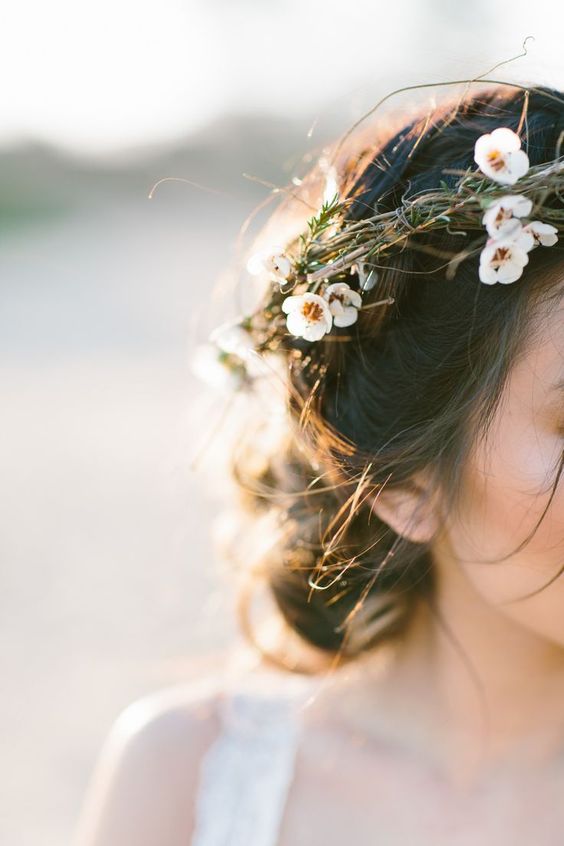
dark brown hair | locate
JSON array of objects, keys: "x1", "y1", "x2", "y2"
[{"x1": 217, "y1": 82, "x2": 564, "y2": 675}]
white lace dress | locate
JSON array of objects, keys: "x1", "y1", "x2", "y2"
[{"x1": 189, "y1": 668, "x2": 318, "y2": 846}]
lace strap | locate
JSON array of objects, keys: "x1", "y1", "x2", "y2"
[{"x1": 190, "y1": 672, "x2": 314, "y2": 846}]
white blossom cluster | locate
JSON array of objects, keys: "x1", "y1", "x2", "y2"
[{"x1": 474, "y1": 127, "x2": 558, "y2": 285}]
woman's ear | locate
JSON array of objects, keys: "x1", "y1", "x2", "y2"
[{"x1": 367, "y1": 471, "x2": 441, "y2": 544}]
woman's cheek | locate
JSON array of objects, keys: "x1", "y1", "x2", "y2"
[{"x1": 459, "y1": 428, "x2": 564, "y2": 643}]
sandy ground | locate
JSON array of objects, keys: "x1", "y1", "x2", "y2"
[{"x1": 0, "y1": 191, "x2": 265, "y2": 845}]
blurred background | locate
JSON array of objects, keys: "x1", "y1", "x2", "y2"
[{"x1": 1, "y1": 1, "x2": 562, "y2": 843}]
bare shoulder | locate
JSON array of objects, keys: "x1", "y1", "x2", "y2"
[
  {"x1": 106, "y1": 672, "x2": 225, "y2": 751},
  {"x1": 72, "y1": 651, "x2": 336, "y2": 846},
  {"x1": 72, "y1": 670, "x2": 230, "y2": 846}
]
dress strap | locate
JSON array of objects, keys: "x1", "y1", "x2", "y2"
[{"x1": 190, "y1": 670, "x2": 315, "y2": 846}]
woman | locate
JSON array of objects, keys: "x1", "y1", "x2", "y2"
[{"x1": 74, "y1": 81, "x2": 564, "y2": 844}]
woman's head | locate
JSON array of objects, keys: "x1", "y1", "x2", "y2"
[{"x1": 223, "y1": 82, "x2": 564, "y2": 673}]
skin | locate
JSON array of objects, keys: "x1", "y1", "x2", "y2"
[{"x1": 323, "y1": 279, "x2": 564, "y2": 794}]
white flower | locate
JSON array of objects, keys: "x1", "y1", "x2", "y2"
[
  {"x1": 474, "y1": 127, "x2": 529, "y2": 185},
  {"x1": 281, "y1": 292, "x2": 333, "y2": 341},
  {"x1": 247, "y1": 247, "x2": 276, "y2": 275},
  {"x1": 322, "y1": 282, "x2": 362, "y2": 327},
  {"x1": 190, "y1": 342, "x2": 245, "y2": 391},
  {"x1": 246, "y1": 245, "x2": 293, "y2": 282},
  {"x1": 478, "y1": 237, "x2": 530, "y2": 285},
  {"x1": 208, "y1": 320, "x2": 255, "y2": 360},
  {"x1": 481, "y1": 194, "x2": 533, "y2": 238},
  {"x1": 207, "y1": 319, "x2": 271, "y2": 379},
  {"x1": 516, "y1": 220, "x2": 559, "y2": 248}
]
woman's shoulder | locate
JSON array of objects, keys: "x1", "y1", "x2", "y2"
[
  {"x1": 109, "y1": 669, "x2": 225, "y2": 745},
  {"x1": 72, "y1": 668, "x2": 221, "y2": 845},
  {"x1": 108, "y1": 652, "x2": 320, "y2": 741},
  {"x1": 72, "y1": 651, "x2": 321, "y2": 845}
]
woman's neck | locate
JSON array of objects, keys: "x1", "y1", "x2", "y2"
[{"x1": 324, "y1": 558, "x2": 564, "y2": 794}]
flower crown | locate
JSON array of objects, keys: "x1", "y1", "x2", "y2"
[{"x1": 192, "y1": 126, "x2": 563, "y2": 391}]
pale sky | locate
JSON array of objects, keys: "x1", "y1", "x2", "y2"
[{"x1": 1, "y1": 0, "x2": 562, "y2": 158}]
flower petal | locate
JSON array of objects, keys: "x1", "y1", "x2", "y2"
[
  {"x1": 497, "y1": 260, "x2": 525, "y2": 284},
  {"x1": 503, "y1": 149, "x2": 530, "y2": 184},
  {"x1": 526, "y1": 221, "x2": 559, "y2": 247},
  {"x1": 328, "y1": 299, "x2": 345, "y2": 317},
  {"x1": 478, "y1": 262, "x2": 498, "y2": 285},
  {"x1": 246, "y1": 252, "x2": 266, "y2": 276},
  {"x1": 303, "y1": 321, "x2": 330, "y2": 341},
  {"x1": 489, "y1": 127, "x2": 522, "y2": 152},
  {"x1": 333, "y1": 307, "x2": 359, "y2": 327},
  {"x1": 281, "y1": 295, "x2": 302, "y2": 314},
  {"x1": 265, "y1": 253, "x2": 292, "y2": 280},
  {"x1": 347, "y1": 289, "x2": 362, "y2": 308},
  {"x1": 209, "y1": 321, "x2": 254, "y2": 359},
  {"x1": 474, "y1": 133, "x2": 493, "y2": 162},
  {"x1": 285, "y1": 310, "x2": 307, "y2": 336},
  {"x1": 511, "y1": 226, "x2": 536, "y2": 252},
  {"x1": 511, "y1": 195, "x2": 533, "y2": 217}
]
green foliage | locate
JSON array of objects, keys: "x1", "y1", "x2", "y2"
[{"x1": 299, "y1": 194, "x2": 345, "y2": 248}]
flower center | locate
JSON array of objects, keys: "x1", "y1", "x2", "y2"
[
  {"x1": 491, "y1": 246, "x2": 511, "y2": 267},
  {"x1": 495, "y1": 207, "x2": 512, "y2": 224},
  {"x1": 526, "y1": 226, "x2": 540, "y2": 245},
  {"x1": 486, "y1": 149, "x2": 506, "y2": 172},
  {"x1": 301, "y1": 301, "x2": 324, "y2": 322},
  {"x1": 327, "y1": 292, "x2": 344, "y2": 305}
]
